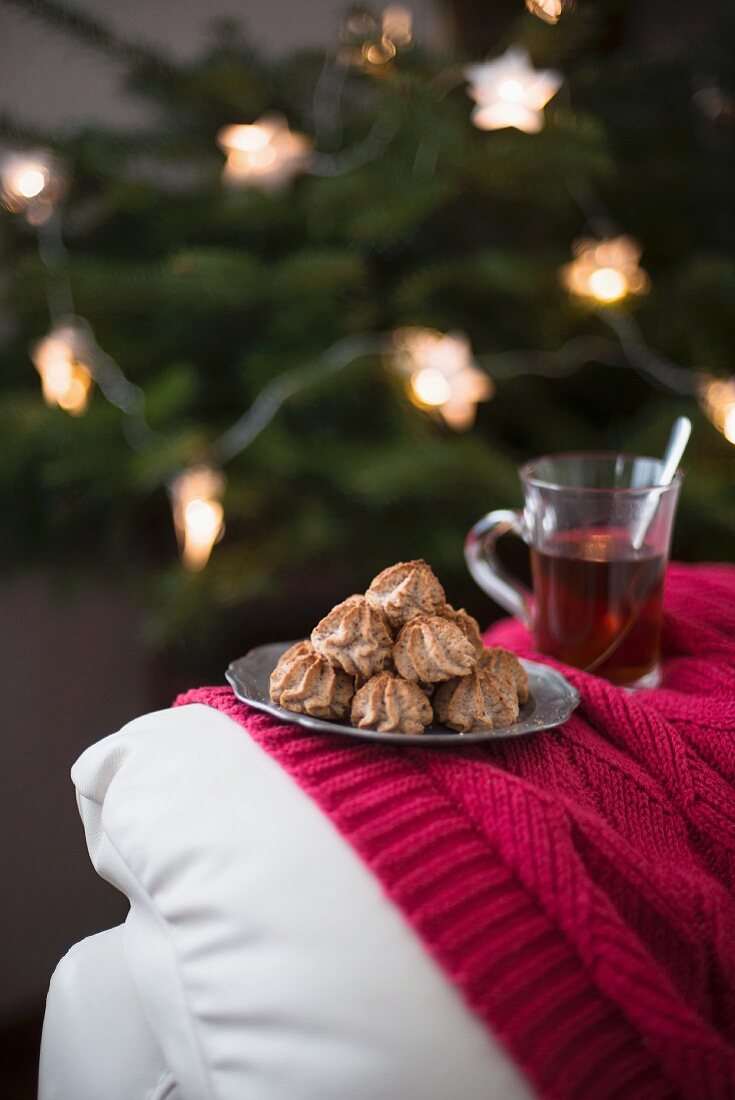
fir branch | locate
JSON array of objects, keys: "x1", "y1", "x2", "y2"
[
  {"x1": 1, "y1": 0, "x2": 181, "y2": 79},
  {"x1": 0, "y1": 108, "x2": 55, "y2": 147},
  {"x1": 0, "y1": 107, "x2": 198, "y2": 164},
  {"x1": 19, "y1": 251, "x2": 266, "y2": 313}
]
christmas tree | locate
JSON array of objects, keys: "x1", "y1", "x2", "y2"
[{"x1": 1, "y1": 0, "x2": 734, "y2": 672}]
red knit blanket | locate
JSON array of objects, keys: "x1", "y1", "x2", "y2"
[{"x1": 176, "y1": 563, "x2": 735, "y2": 1100}]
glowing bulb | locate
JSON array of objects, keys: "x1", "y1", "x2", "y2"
[
  {"x1": 247, "y1": 145, "x2": 277, "y2": 168},
  {"x1": 57, "y1": 375, "x2": 91, "y2": 415},
  {"x1": 465, "y1": 47, "x2": 562, "y2": 134},
  {"x1": 170, "y1": 466, "x2": 225, "y2": 571},
  {"x1": 219, "y1": 124, "x2": 270, "y2": 153},
  {"x1": 411, "y1": 368, "x2": 452, "y2": 406},
  {"x1": 588, "y1": 267, "x2": 628, "y2": 303},
  {"x1": 499, "y1": 79, "x2": 524, "y2": 102},
  {"x1": 45, "y1": 358, "x2": 74, "y2": 399},
  {"x1": 340, "y1": 6, "x2": 412, "y2": 69},
  {"x1": 31, "y1": 324, "x2": 94, "y2": 416},
  {"x1": 525, "y1": 0, "x2": 569, "y2": 24},
  {"x1": 562, "y1": 236, "x2": 648, "y2": 305},
  {"x1": 363, "y1": 37, "x2": 397, "y2": 65},
  {"x1": 724, "y1": 405, "x2": 735, "y2": 445},
  {"x1": 16, "y1": 168, "x2": 46, "y2": 198},
  {"x1": 699, "y1": 375, "x2": 735, "y2": 444},
  {"x1": 390, "y1": 327, "x2": 493, "y2": 430},
  {"x1": 182, "y1": 498, "x2": 225, "y2": 571},
  {"x1": 217, "y1": 115, "x2": 312, "y2": 193},
  {"x1": 1, "y1": 150, "x2": 64, "y2": 218}
]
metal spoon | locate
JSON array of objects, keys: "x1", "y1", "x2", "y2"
[
  {"x1": 632, "y1": 415, "x2": 691, "y2": 551},
  {"x1": 584, "y1": 416, "x2": 692, "y2": 674}
]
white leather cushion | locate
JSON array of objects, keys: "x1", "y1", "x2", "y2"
[
  {"x1": 39, "y1": 925, "x2": 178, "y2": 1100},
  {"x1": 71, "y1": 704, "x2": 533, "y2": 1100}
]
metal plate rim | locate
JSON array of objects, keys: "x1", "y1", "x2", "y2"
[{"x1": 225, "y1": 640, "x2": 580, "y2": 746}]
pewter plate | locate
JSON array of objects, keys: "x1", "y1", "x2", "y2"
[{"x1": 226, "y1": 641, "x2": 580, "y2": 746}]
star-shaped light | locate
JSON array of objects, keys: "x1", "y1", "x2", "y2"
[
  {"x1": 30, "y1": 322, "x2": 94, "y2": 416},
  {"x1": 525, "y1": 0, "x2": 574, "y2": 25},
  {"x1": 338, "y1": 5, "x2": 413, "y2": 69},
  {"x1": 465, "y1": 47, "x2": 562, "y2": 134},
  {"x1": 561, "y1": 236, "x2": 649, "y2": 304},
  {"x1": 391, "y1": 327, "x2": 494, "y2": 431},
  {"x1": 699, "y1": 376, "x2": 735, "y2": 445},
  {"x1": 169, "y1": 465, "x2": 226, "y2": 572},
  {"x1": 217, "y1": 115, "x2": 312, "y2": 194}
]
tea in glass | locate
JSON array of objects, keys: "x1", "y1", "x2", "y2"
[
  {"x1": 531, "y1": 530, "x2": 665, "y2": 684},
  {"x1": 465, "y1": 454, "x2": 682, "y2": 689}
]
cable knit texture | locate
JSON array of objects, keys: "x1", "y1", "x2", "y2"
[{"x1": 176, "y1": 564, "x2": 735, "y2": 1100}]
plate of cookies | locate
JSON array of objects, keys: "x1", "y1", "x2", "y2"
[{"x1": 226, "y1": 560, "x2": 580, "y2": 745}]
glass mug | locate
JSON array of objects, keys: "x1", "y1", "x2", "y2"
[{"x1": 464, "y1": 453, "x2": 682, "y2": 688}]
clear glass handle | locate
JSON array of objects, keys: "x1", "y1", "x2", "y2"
[{"x1": 464, "y1": 509, "x2": 534, "y2": 629}]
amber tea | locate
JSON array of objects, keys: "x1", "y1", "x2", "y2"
[{"x1": 531, "y1": 530, "x2": 665, "y2": 684}]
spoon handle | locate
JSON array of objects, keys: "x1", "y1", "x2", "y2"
[
  {"x1": 631, "y1": 416, "x2": 691, "y2": 551},
  {"x1": 659, "y1": 416, "x2": 692, "y2": 485}
]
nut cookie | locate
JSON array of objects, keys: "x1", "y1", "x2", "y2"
[
  {"x1": 433, "y1": 662, "x2": 520, "y2": 733},
  {"x1": 482, "y1": 647, "x2": 528, "y2": 703},
  {"x1": 366, "y1": 559, "x2": 445, "y2": 629},
  {"x1": 439, "y1": 604, "x2": 484, "y2": 657},
  {"x1": 312, "y1": 595, "x2": 393, "y2": 680},
  {"x1": 264, "y1": 562, "x2": 526, "y2": 737},
  {"x1": 393, "y1": 614, "x2": 478, "y2": 683},
  {"x1": 270, "y1": 640, "x2": 354, "y2": 720},
  {"x1": 351, "y1": 671, "x2": 433, "y2": 735}
]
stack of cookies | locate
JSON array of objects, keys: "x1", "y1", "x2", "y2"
[{"x1": 269, "y1": 560, "x2": 528, "y2": 735}]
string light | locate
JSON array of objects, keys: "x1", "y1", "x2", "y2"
[
  {"x1": 465, "y1": 47, "x2": 562, "y2": 134},
  {"x1": 216, "y1": 115, "x2": 312, "y2": 193},
  {"x1": 699, "y1": 376, "x2": 735, "y2": 444},
  {"x1": 0, "y1": 149, "x2": 65, "y2": 224},
  {"x1": 8, "y1": 18, "x2": 713, "y2": 578},
  {"x1": 30, "y1": 322, "x2": 94, "y2": 416},
  {"x1": 525, "y1": 0, "x2": 574, "y2": 25},
  {"x1": 391, "y1": 327, "x2": 493, "y2": 430},
  {"x1": 562, "y1": 236, "x2": 649, "y2": 304},
  {"x1": 339, "y1": 5, "x2": 412, "y2": 69},
  {"x1": 381, "y1": 6, "x2": 413, "y2": 47},
  {"x1": 362, "y1": 37, "x2": 396, "y2": 66},
  {"x1": 170, "y1": 466, "x2": 226, "y2": 572}
]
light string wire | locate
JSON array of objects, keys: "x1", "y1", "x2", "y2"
[
  {"x1": 596, "y1": 311, "x2": 698, "y2": 397},
  {"x1": 309, "y1": 34, "x2": 400, "y2": 176},
  {"x1": 211, "y1": 334, "x2": 384, "y2": 463},
  {"x1": 477, "y1": 331, "x2": 697, "y2": 395}
]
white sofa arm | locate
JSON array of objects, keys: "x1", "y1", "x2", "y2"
[
  {"x1": 61, "y1": 703, "x2": 532, "y2": 1100},
  {"x1": 39, "y1": 925, "x2": 176, "y2": 1100}
]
